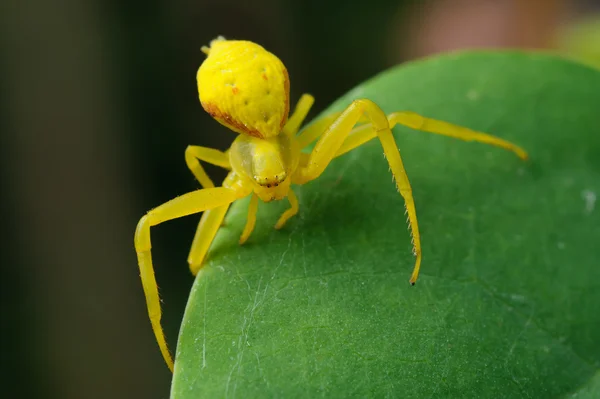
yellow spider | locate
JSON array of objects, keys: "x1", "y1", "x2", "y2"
[{"x1": 134, "y1": 36, "x2": 528, "y2": 372}]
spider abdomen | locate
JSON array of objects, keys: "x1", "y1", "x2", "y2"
[{"x1": 197, "y1": 38, "x2": 290, "y2": 139}]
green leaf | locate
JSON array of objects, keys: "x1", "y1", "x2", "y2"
[
  {"x1": 171, "y1": 51, "x2": 600, "y2": 398},
  {"x1": 557, "y1": 14, "x2": 600, "y2": 69}
]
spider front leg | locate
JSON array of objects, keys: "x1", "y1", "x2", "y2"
[
  {"x1": 275, "y1": 189, "x2": 299, "y2": 229},
  {"x1": 293, "y1": 99, "x2": 422, "y2": 285},
  {"x1": 134, "y1": 186, "x2": 243, "y2": 371},
  {"x1": 188, "y1": 204, "x2": 231, "y2": 275},
  {"x1": 184, "y1": 146, "x2": 235, "y2": 274},
  {"x1": 239, "y1": 189, "x2": 300, "y2": 242},
  {"x1": 239, "y1": 194, "x2": 259, "y2": 244}
]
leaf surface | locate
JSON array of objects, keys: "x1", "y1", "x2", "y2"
[{"x1": 171, "y1": 51, "x2": 600, "y2": 398}]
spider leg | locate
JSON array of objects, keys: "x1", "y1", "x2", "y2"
[
  {"x1": 185, "y1": 145, "x2": 231, "y2": 188},
  {"x1": 275, "y1": 189, "x2": 299, "y2": 230},
  {"x1": 185, "y1": 146, "x2": 233, "y2": 274},
  {"x1": 296, "y1": 112, "x2": 370, "y2": 149},
  {"x1": 188, "y1": 204, "x2": 231, "y2": 276},
  {"x1": 239, "y1": 194, "x2": 259, "y2": 244},
  {"x1": 283, "y1": 93, "x2": 315, "y2": 136},
  {"x1": 135, "y1": 186, "x2": 243, "y2": 371},
  {"x1": 293, "y1": 99, "x2": 422, "y2": 285},
  {"x1": 334, "y1": 112, "x2": 528, "y2": 160},
  {"x1": 296, "y1": 112, "x2": 341, "y2": 148},
  {"x1": 188, "y1": 173, "x2": 253, "y2": 275}
]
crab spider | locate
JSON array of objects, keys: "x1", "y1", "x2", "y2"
[{"x1": 134, "y1": 37, "x2": 528, "y2": 372}]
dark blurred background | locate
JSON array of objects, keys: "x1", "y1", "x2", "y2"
[{"x1": 1, "y1": 0, "x2": 599, "y2": 397}]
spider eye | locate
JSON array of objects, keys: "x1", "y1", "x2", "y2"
[{"x1": 253, "y1": 172, "x2": 287, "y2": 187}]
